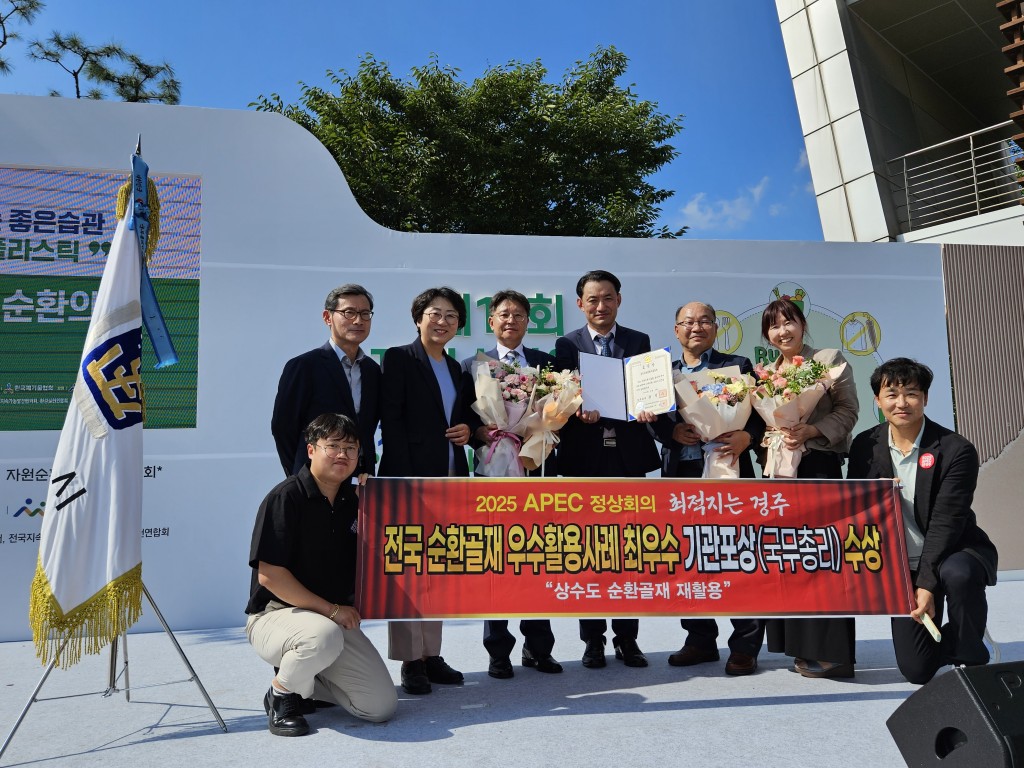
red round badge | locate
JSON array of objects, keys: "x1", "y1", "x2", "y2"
[{"x1": 919, "y1": 453, "x2": 935, "y2": 469}]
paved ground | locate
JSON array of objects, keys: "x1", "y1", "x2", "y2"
[{"x1": 1, "y1": 578, "x2": 1021, "y2": 768}]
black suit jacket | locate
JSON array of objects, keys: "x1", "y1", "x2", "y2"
[
  {"x1": 651, "y1": 350, "x2": 764, "y2": 478},
  {"x1": 554, "y1": 325, "x2": 660, "y2": 477},
  {"x1": 378, "y1": 337, "x2": 472, "y2": 478},
  {"x1": 847, "y1": 417, "x2": 997, "y2": 593},
  {"x1": 271, "y1": 341, "x2": 381, "y2": 477},
  {"x1": 461, "y1": 346, "x2": 558, "y2": 476}
]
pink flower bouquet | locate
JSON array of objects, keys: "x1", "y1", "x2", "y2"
[
  {"x1": 469, "y1": 355, "x2": 540, "y2": 477},
  {"x1": 673, "y1": 365, "x2": 755, "y2": 479},
  {"x1": 751, "y1": 355, "x2": 846, "y2": 478}
]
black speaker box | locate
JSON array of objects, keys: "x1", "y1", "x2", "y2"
[{"x1": 886, "y1": 661, "x2": 1024, "y2": 767}]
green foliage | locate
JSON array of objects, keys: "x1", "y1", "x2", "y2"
[
  {"x1": 0, "y1": 0, "x2": 43, "y2": 74},
  {"x1": 2, "y1": 3, "x2": 180, "y2": 104},
  {"x1": 88, "y1": 52, "x2": 180, "y2": 104},
  {"x1": 28, "y1": 32, "x2": 179, "y2": 104},
  {"x1": 253, "y1": 46, "x2": 685, "y2": 238},
  {"x1": 28, "y1": 32, "x2": 122, "y2": 99}
]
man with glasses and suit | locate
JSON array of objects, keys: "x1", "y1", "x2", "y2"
[
  {"x1": 461, "y1": 289, "x2": 563, "y2": 680},
  {"x1": 651, "y1": 301, "x2": 765, "y2": 676},
  {"x1": 272, "y1": 284, "x2": 380, "y2": 478}
]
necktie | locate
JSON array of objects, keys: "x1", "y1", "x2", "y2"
[
  {"x1": 504, "y1": 350, "x2": 518, "y2": 365},
  {"x1": 595, "y1": 334, "x2": 612, "y2": 357}
]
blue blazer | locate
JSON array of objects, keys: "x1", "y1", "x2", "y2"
[
  {"x1": 271, "y1": 341, "x2": 381, "y2": 477},
  {"x1": 553, "y1": 325, "x2": 661, "y2": 477},
  {"x1": 378, "y1": 337, "x2": 472, "y2": 478},
  {"x1": 847, "y1": 417, "x2": 997, "y2": 592}
]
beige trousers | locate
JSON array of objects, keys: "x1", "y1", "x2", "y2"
[
  {"x1": 387, "y1": 620, "x2": 443, "y2": 661},
  {"x1": 247, "y1": 603, "x2": 397, "y2": 722}
]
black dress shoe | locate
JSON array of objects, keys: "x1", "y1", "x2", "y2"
[
  {"x1": 401, "y1": 659, "x2": 432, "y2": 695},
  {"x1": 522, "y1": 647, "x2": 563, "y2": 674},
  {"x1": 264, "y1": 687, "x2": 310, "y2": 737},
  {"x1": 667, "y1": 645, "x2": 720, "y2": 667},
  {"x1": 612, "y1": 636, "x2": 648, "y2": 668},
  {"x1": 581, "y1": 637, "x2": 607, "y2": 668},
  {"x1": 488, "y1": 656, "x2": 514, "y2": 679},
  {"x1": 724, "y1": 652, "x2": 758, "y2": 676},
  {"x1": 424, "y1": 655, "x2": 465, "y2": 685}
]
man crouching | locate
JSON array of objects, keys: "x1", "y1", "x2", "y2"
[{"x1": 246, "y1": 413, "x2": 397, "y2": 736}]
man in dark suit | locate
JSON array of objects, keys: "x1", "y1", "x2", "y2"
[
  {"x1": 554, "y1": 270, "x2": 660, "y2": 669},
  {"x1": 848, "y1": 358, "x2": 997, "y2": 685},
  {"x1": 461, "y1": 289, "x2": 562, "y2": 680},
  {"x1": 651, "y1": 301, "x2": 765, "y2": 676},
  {"x1": 272, "y1": 284, "x2": 380, "y2": 478}
]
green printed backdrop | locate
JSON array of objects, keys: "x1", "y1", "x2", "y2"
[{"x1": 0, "y1": 166, "x2": 201, "y2": 431}]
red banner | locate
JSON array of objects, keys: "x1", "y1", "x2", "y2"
[{"x1": 357, "y1": 478, "x2": 914, "y2": 619}]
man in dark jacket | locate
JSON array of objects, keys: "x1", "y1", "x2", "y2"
[
  {"x1": 651, "y1": 301, "x2": 765, "y2": 676},
  {"x1": 848, "y1": 358, "x2": 997, "y2": 684}
]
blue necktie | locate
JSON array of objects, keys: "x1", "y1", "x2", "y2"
[{"x1": 595, "y1": 334, "x2": 612, "y2": 357}]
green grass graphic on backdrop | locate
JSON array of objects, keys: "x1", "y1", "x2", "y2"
[{"x1": 0, "y1": 275, "x2": 198, "y2": 431}]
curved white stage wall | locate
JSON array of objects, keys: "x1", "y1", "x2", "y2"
[{"x1": 0, "y1": 94, "x2": 955, "y2": 641}]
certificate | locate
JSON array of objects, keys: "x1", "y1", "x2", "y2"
[
  {"x1": 624, "y1": 348, "x2": 675, "y2": 417},
  {"x1": 579, "y1": 347, "x2": 676, "y2": 421}
]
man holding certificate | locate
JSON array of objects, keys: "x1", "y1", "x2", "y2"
[
  {"x1": 652, "y1": 301, "x2": 765, "y2": 675},
  {"x1": 555, "y1": 269, "x2": 661, "y2": 670}
]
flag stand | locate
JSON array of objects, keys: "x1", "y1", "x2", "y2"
[{"x1": 0, "y1": 582, "x2": 227, "y2": 763}]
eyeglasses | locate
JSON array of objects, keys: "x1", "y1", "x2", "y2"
[
  {"x1": 493, "y1": 312, "x2": 528, "y2": 323},
  {"x1": 315, "y1": 443, "x2": 359, "y2": 459},
  {"x1": 331, "y1": 308, "x2": 374, "y2": 321},
  {"x1": 675, "y1": 319, "x2": 716, "y2": 330},
  {"x1": 424, "y1": 310, "x2": 460, "y2": 325}
]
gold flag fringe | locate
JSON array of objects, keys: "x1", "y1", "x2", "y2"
[
  {"x1": 115, "y1": 178, "x2": 161, "y2": 262},
  {"x1": 29, "y1": 558, "x2": 143, "y2": 669}
]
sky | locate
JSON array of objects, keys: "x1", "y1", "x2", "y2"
[{"x1": 0, "y1": 0, "x2": 823, "y2": 241}]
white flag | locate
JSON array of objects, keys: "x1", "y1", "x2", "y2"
[{"x1": 30, "y1": 213, "x2": 144, "y2": 668}]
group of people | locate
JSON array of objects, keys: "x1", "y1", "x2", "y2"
[{"x1": 248, "y1": 270, "x2": 997, "y2": 737}]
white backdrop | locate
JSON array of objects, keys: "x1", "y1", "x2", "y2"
[{"x1": 0, "y1": 94, "x2": 950, "y2": 641}]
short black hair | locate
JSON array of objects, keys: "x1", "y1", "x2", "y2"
[
  {"x1": 489, "y1": 290, "x2": 531, "y2": 316},
  {"x1": 870, "y1": 358, "x2": 934, "y2": 396},
  {"x1": 304, "y1": 413, "x2": 360, "y2": 445},
  {"x1": 761, "y1": 298, "x2": 807, "y2": 341},
  {"x1": 576, "y1": 270, "x2": 621, "y2": 298},
  {"x1": 410, "y1": 286, "x2": 467, "y2": 329},
  {"x1": 325, "y1": 284, "x2": 374, "y2": 311}
]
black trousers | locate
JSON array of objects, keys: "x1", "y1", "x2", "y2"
[
  {"x1": 483, "y1": 620, "x2": 555, "y2": 659},
  {"x1": 893, "y1": 551, "x2": 990, "y2": 685},
  {"x1": 668, "y1": 458, "x2": 765, "y2": 657},
  {"x1": 765, "y1": 450, "x2": 856, "y2": 664},
  {"x1": 576, "y1": 443, "x2": 640, "y2": 643}
]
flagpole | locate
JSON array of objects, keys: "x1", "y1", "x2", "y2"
[
  {"x1": 142, "y1": 583, "x2": 227, "y2": 732},
  {"x1": 0, "y1": 639, "x2": 68, "y2": 761}
]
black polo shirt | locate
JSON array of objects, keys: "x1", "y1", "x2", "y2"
[{"x1": 245, "y1": 464, "x2": 359, "y2": 614}]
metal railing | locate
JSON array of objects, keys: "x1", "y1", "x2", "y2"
[{"x1": 886, "y1": 121, "x2": 1023, "y2": 233}]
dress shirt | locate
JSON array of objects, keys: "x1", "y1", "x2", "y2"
[
  {"x1": 677, "y1": 348, "x2": 713, "y2": 462},
  {"x1": 329, "y1": 339, "x2": 364, "y2": 416},
  {"x1": 889, "y1": 421, "x2": 927, "y2": 569}
]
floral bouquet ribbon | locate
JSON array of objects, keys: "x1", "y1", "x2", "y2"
[
  {"x1": 751, "y1": 357, "x2": 847, "y2": 478},
  {"x1": 469, "y1": 355, "x2": 535, "y2": 477},
  {"x1": 518, "y1": 368, "x2": 583, "y2": 472},
  {"x1": 673, "y1": 365, "x2": 755, "y2": 479}
]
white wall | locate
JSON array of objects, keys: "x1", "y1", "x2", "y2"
[{"x1": 0, "y1": 94, "x2": 952, "y2": 641}]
